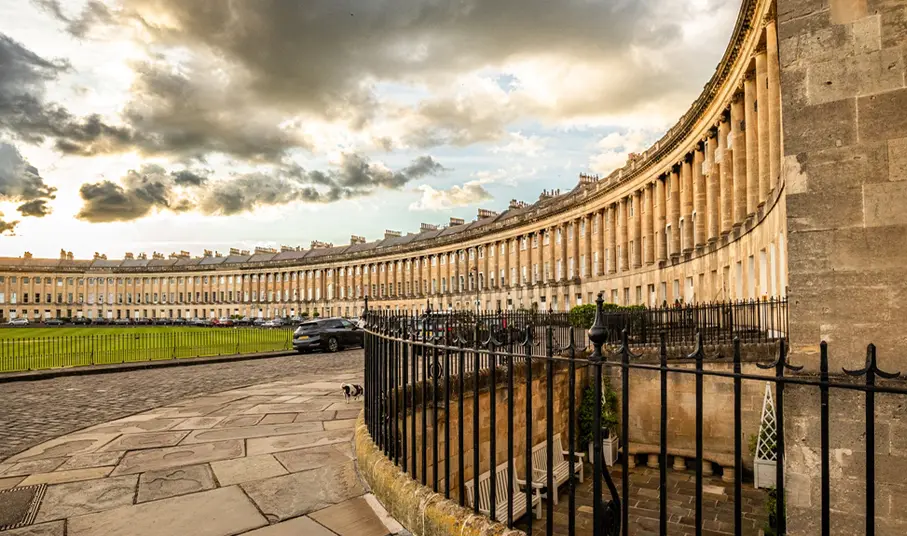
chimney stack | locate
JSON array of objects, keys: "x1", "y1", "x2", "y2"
[
  {"x1": 449, "y1": 217, "x2": 465, "y2": 226},
  {"x1": 384, "y1": 230, "x2": 402, "y2": 239},
  {"x1": 420, "y1": 223, "x2": 439, "y2": 232},
  {"x1": 350, "y1": 235, "x2": 366, "y2": 245},
  {"x1": 477, "y1": 208, "x2": 498, "y2": 220},
  {"x1": 124, "y1": 252, "x2": 134, "y2": 260}
]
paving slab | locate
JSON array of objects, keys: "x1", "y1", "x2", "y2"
[
  {"x1": 216, "y1": 415, "x2": 264, "y2": 428},
  {"x1": 0, "y1": 476, "x2": 24, "y2": 490},
  {"x1": 363, "y1": 493, "x2": 404, "y2": 534},
  {"x1": 273, "y1": 446, "x2": 352, "y2": 473},
  {"x1": 136, "y1": 463, "x2": 216, "y2": 503},
  {"x1": 154, "y1": 405, "x2": 225, "y2": 418},
  {"x1": 258, "y1": 414, "x2": 297, "y2": 425},
  {"x1": 86, "y1": 418, "x2": 185, "y2": 435},
  {"x1": 110, "y1": 440, "x2": 244, "y2": 476},
  {"x1": 334, "y1": 409, "x2": 362, "y2": 420},
  {"x1": 243, "y1": 402, "x2": 333, "y2": 415},
  {"x1": 66, "y1": 485, "x2": 267, "y2": 536},
  {"x1": 20, "y1": 466, "x2": 114, "y2": 486},
  {"x1": 100, "y1": 431, "x2": 190, "y2": 452},
  {"x1": 241, "y1": 461, "x2": 365, "y2": 522},
  {"x1": 57, "y1": 452, "x2": 124, "y2": 471},
  {"x1": 309, "y1": 496, "x2": 391, "y2": 536},
  {"x1": 6, "y1": 433, "x2": 121, "y2": 463},
  {"x1": 172, "y1": 417, "x2": 226, "y2": 430},
  {"x1": 246, "y1": 429, "x2": 351, "y2": 456},
  {"x1": 34, "y1": 474, "x2": 138, "y2": 522},
  {"x1": 0, "y1": 459, "x2": 66, "y2": 478},
  {"x1": 210, "y1": 454, "x2": 288, "y2": 486},
  {"x1": 323, "y1": 418, "x2": 357, "y2": 431},
  {"x1": 180, "y1": 422, "x2": 322, "y2": 445},
  {"x1": 293, "y1": 411, "x2": 336, "y2": 423},
  {"x1": 0, "y1": 520, "x2": 65, "y2": 536},
  {"x1": 241, "y1": 515, "x2": 336, "y2": 535}
]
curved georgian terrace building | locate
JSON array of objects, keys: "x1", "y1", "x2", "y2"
[{"x1": 0, "y1": 0, "x2": 786, "y2": 322}]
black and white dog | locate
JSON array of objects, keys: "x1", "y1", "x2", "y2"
[{"x1": 342, "y1": 383, "x2": 364, "y2": 403}]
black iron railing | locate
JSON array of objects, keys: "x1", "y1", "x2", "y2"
[{"x1": 363, "y1": 295, "x2": 903, "y2": 536}]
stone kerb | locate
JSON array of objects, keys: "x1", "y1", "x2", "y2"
[{"x1": 355, "y1": 413, "x2": 522, "y2": 536}]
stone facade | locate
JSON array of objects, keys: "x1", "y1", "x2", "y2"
[
  {"x1": 0, "y1": 0, "x2": 787, "y2": 324},
  {"x1": 779, "y1": 0, "x2": 907, "y2": 534}
]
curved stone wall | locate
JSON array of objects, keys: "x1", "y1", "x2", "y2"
[{"x1": 0, "y1": 0, "x2": 784, "y2": 323}]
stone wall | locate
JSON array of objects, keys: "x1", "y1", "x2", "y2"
[
  {"x1": 398, "y1": 361, "x2": 586, "y2": 505},
  {"x1": 609, "y1": 346, "x2": 777, "y2": 477},
  {"x1": 779, "y1": 0, "x2": 907, "y2": 533}
]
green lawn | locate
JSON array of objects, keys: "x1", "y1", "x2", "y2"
[{"x1": 0, "y1": 326, "x2": 294, "y2": 373}]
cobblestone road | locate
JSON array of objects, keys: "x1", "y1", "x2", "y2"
[{"x1": 0, "y1": 350, "x2": 363, "y2": 460}]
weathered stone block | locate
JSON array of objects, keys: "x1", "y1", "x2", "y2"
[
  {"x1": 783, "y1": 98, "x2": 857, "y2": 154},
  {"x1": 858, "y1": 87, "x2": 907, "y2": 142},
  {"x1": 864, "y1": 180, "x2": 907, "y2": 227},
  {"x1": 808, "y1": 48, "x2": 904, "y2": 105}
]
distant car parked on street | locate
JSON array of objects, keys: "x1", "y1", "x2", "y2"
[
  {"x1": 43, "y1": 318, "x2": 64, "y2": 326},
  {"x1": 214, "y1": 317, "x2": 234, "y2": 327},
  {"x1": 292, "y1": 318, "x2": 363, "y2": 354},
  {"x1": 263, "y1": 318, "x2": 285, "y2": 328},
  {"x1": 7, "y1": 318, "x2": 28, "y2": 326},
  {"x1": 172, "y1": 318, "x2": 187, "y2": 325},
  {"x1": 114, "y1": 318, "x2": 131, "y2": 325},
  {"x1": 72, "y1": 317, "x2": 91, "y2": 325}
]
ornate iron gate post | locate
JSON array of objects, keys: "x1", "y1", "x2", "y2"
[{"x1": 589, "y1": 292, "x2": 621, "y2": 536}]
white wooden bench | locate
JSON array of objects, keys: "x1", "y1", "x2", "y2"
[
  {"x1": 530, "y1": 433, "x2": 585, "y2": 505},
  {"x1": 464, "y1": 461, "x2": 542, "y2": 522}
]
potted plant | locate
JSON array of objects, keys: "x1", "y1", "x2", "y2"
[
  {"x1": 753, "y1": 383, "x2": 777, "y2": 489},
  {"x1": 578, "y1": 376, "x2": 620, "y2": 466}
]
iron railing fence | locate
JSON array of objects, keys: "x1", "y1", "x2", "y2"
[
  {"x1": 0, "y1": 327, "x2": 294, "y2": 373},
  {"x1": 591, "y1": 297, "x2": 788, "y2": 347},
  {"x1": 364, "y1": 294, "x2": 904, "y2": 536}
]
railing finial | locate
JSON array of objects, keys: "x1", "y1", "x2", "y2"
[{"x1": 589, "y1": 292, "x2": 607, "y2": 362}]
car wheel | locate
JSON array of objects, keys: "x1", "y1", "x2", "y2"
[
  {"x1": 328, "y1": 337, "x2": 339, "y2": 353},
  {"x1": 296, "y1": 348, "x2": 306, "y2": 354}
]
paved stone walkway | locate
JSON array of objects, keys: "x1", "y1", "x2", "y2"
[
  {"x1": 0, "y1": 350, "x2": 363, "y2": 459},
  {"x1": 516, "y1": 463, "x2": 769, "y2": 536},
  {"x1": 0, "y1": 367, "x2": 406, "y2": 536}
]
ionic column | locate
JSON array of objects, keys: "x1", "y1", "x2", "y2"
[
  {"x1": 572, "y1": 220, "x2": 580, "y2": 278},
  {"x1": 597, "y1": 210, "x2": 606, "y2": 275},
  {"x1": 632, "y1": 192, "x2": 642, "y2": 268},
  {"x1": 642, "y1": 185, "x2": 653, "y2": 264},
  {"x1": 707, "y1": 132, "x2": 720, "y2": 241},
  {"x1": 756, "y1": 47, "x2": 770, "y2": 206},
  {"x1": 606, "y1": 206, "x2": 617, "y2": 273},
  {"x1": 584, "y1": 215, "x2": 593, "y2": 277},
  {"x1": 767, "y1": 20, "x2": 782, "y2": 192},
  {"x1": 692, "y1": 143, "x2": 706, "y2": 247},
  {"x1": 560, "y1": 224, "x2": 568, "y2": 280},
  {"x1": 548, "y1": 229, "x2": 556, "y2": 283},
  {"x1": 681, "y1": 155, "x2": 694, "y2": 252},
  {"x1": 744, "y1": 72, "x2": 758, "y2": 216},
  {"x1": 655, "y1": 179, "x2": 667, "y2": 262},
  {"x1": 668, "y1": 167, "x2": 681, "y2": 256},
  {"x1": 618, "y1": 199, "x2": 629, "y2": 272},
  {"x1": 731, "y1": 92, "x2": 748, "y2": 224},
  {"x1": 719, "y1": 116, "x2": 733, "y2": 235}
]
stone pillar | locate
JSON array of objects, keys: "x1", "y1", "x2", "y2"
[
  {"x1": 549, "y1": 229, "x2": 556, "y2": 283},
  {"x1": 755, "y1": 48, "x2": 769, "y2": 206},
  {"x1": 766, "y1": 20, "x2": 781, "y2": 193},
  {"x1": 618, "y1": 199, "x2": 629, "y2": 272},
  {"x1": 731, "y1": 91, "x2": 748, "y2": 224},
  {"x1": 692, "y1": 143, "x2": 706, "y2": 247},
  {"x1": 706, "y1": 132, "x2": 720, "y2": 241},
  {"x1": 647, "y1": 454, "x2": 659, "y2": 468},
  {"x1": 632, "y1": 192, "x2": 642, "y2": 268},
  {"x1": 719, "y1": 117, "x2": 733, "y2": 235},
  {"x1": 560, "y1": 224, "x2": 568, "y2": 281},
  {"x1": 668, "y1": 167, "x2": 681, "y2": 256},
  {"x1": 744, "y1": 72, "x2": 759, "y2": 216},
  {"x1": 584, "y1": 215, "x2": 593, "y2": 278},
  {"x1": 655, "y1": 179, "x2": 667, "y2": 262},
  {"x1": 673, "y1": 456, "x2": 687, "y2": 471},
  {"x1": 681, "y1": 156, "x2": 694, "y2": 252},
  {"x1": 642, "y1": 185, "x2": 653, "y2": 265},
  {"x1": 606, "y1": 206, "x2": 617, "y2": 274}
]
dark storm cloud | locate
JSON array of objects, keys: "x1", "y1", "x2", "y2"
[
  {"x1": 32, "y1": 0, "x2": 114, "y2": 39},
  {"x1": 0, "y1": 34, "x2": 137, "y2": 155},
  {"x1": 77, "y1": 154, "x2": 446, "y2": 221},
  {"x1": 0, "y1": 141, "x2": 57, "y2": 217},
  {"x1": 77, "y1": 164, "x2": 197, "y2": 222},
  {"x1": 0, "y1": 215, "x2": 18, "y2": 235}
]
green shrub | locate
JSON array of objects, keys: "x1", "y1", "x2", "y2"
[{"x1": 578, "y1": 376, "x2": 620, "y2": 446}]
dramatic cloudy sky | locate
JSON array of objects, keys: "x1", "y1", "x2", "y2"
[{"x1": 0, "y1": 0, "x2": 740, "y2": 259}]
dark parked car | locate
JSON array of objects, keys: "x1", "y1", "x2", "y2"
[
  {"x1": 234, "y1": 317, "x2": 252, "y2": 326},
  {"x1": 92, "y1": 317, "x2": 110, "y2": 325},
  {"x1": 172, "y1": 318, "x2": 187, "y2": 325},
  {"x1": 43, "y1": 318, "x2": 64, "y2": 326},
  {"x1": 152, "y1": 318, "x2": 171, "y2": 325},
  {"x1": 134, "y1": 317, "x2": 152, "y2": 325},
  {"x1": 114, "y1": 318, "x2": 131, "y2": 325},
  {"x1": 72, "y1": 317, "x2": 91, "y2": 325},
  {"x1": 252, "y1": 318, "x2": 266, "y2": 327},
  {"x1": 292, "y1": 318, "x2": 363, "y2": 354}
]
